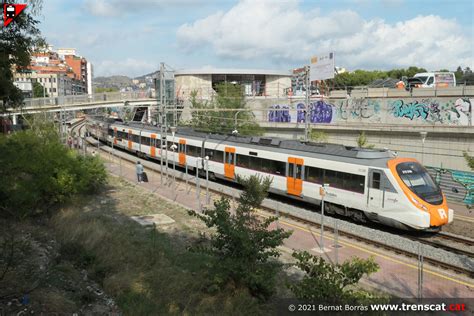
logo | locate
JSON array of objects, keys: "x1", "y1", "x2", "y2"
[
  {"x1": 3, "y1": 3, "x2": 27, "y2": 27},
  {"x1": 438, "y1": 209, "x2": 447, "y2": 220}
]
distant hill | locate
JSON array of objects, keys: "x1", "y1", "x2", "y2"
[
  {"x1": 93, "y1": 75, "x2": 133, "y2": 90},
  {"x1": 134, "y1": 71, "x2": 158, "y2": 81}
]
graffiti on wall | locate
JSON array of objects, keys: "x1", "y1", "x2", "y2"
[
  {"x1": 428, "y1": 167, "x2": 474, "y2": 207},
  {"x1": 296, "y1": 101, "x2": 334, "y2": 123},
  {"x1": 268, "y1": 104, "x2": 291, "y2": 122},
  {"x1": 266, "y1": 97, "x2": 473, "y2": 126},
  {"x1": 389, "y1": 98, "x2": 473, "y2": 125},
  {"x1": 268, "y1": 101, "x2": 334, "y2": 123},
  {"x1": 336, "y1": 98, "x2": 381, "y2": 121},
  {"x1": 390, "y1": 99, "x2": 431, "y2": 120},
  {"x1": 452, "y1": 98, "x2": 472, "y2": 126}
]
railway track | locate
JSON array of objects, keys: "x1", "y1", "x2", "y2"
[
  {"x1": 83, "y1": 136, "x2": 474, "y2": 279},
  {"x1": 413, "y1": 233, "x2": 474, "y2": 258}
]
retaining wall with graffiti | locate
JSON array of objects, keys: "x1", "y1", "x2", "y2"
[
  {"x1": 427, "y1": 167, "x2": 474, "y2": 207},
  {"x1": 265, "y1": 97, "x2": 473, "y2": 126}
]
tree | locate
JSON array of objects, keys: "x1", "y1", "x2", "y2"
[
  {"x1": 309, "y1": 129, "x2": 328, "y2": 143},
  {"x1": 357, "y1": 131, "x2": 374, "y2": 149},
  {"x1": 289, "y1": 251, "x2": 382, "y2": 304},
  {"x1": 0, "y1": 121, "x2": 107, "y2": 219},
  {"x1": 32, "y1": 81, "x2": 47, "y2": 97},
  {"x1": 329, "y1": 66, "x2": 428, "y2": 89},
  {"x1": 462, "y1": 67, "x2": 474, "y2": 85},
  {"x1": 189, "y1": 82, "x2": 263, "y2": 136},
  {"x1": 95, "y1": 87, "x2": 119, "y2": 93},
  {"x1": 455, "y1": 66, "x2": 464, "y2": 82},
  {"x1": 189, "y1": 175, "x2": 292, "y2": 300},
  {"x1": 0, "y1": 0, "x2": 45, "y2": 111},
  {"x1": 463, "y1": 152, "x2": 474, "y2": 170}
]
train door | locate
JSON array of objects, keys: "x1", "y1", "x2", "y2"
[
  {"x1": 150, "y1": 134, "x2": 156, "y2": 157},
  {"x1": 128, "y1": 129, "x2": 132, "y2": 150},
  {"x1": 287, "y1": 157, "x2": 304, "y2": 196},
  {"x1": 368, "y1": 169, "x2": 383, "y2": 210},
  {"x1": 113, "y1": 127, "x2": 117, "y2": 145},
  {"x1": 179, "y1": 139, "x2": 186, "y2": 166},
  {"x1": 224, "y1": 147, "x2": 236, "y2": 179}
]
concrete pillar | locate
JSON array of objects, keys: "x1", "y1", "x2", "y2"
[
  {"x1": 12, "y1": 114, "x2": 17, "y2": 125},
  {"x1": 147, "y1": 107, "x2": 152, "y2": 123}
]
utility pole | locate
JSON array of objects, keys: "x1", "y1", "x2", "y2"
[
  {"x1": 159, "y1": 62, "x2": 165, "y2": 184},
  {"x1": 304, "y1": 65, "x2": 310, "y2": 142}
]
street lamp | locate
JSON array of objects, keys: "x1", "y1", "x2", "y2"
[
  {"x1": 195, "y1": 157, "x2": 202, "y2": 211},
  {"x1": 320, "y1": 183, "x2": 329, "y2": 251},
  {"x1": 205, "y1": 155, "x2": 209, "y2": 205}
]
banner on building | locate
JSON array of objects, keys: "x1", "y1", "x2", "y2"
[{"x1": 310, "y1": 52, "x2": 335, "y2": 81}]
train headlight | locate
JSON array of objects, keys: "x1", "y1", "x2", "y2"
[{"x1": 411, "y1": 196, "x2": 427, "y2": 211}]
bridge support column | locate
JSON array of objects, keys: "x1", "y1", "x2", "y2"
[
  {"x1": 12, "y1": 114, "x2": 17, "y2": 125},
  {"x1": 147, "y1": 107, "x2": 152, "y2": 124}
]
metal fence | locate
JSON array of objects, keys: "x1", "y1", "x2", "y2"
[{"x1": 22, "y1": 91, "x2": 154, "y2": 108}]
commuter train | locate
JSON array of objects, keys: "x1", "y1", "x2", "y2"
[{"x1": 86, "y1": 117, "x2": 453, "y2": 232}]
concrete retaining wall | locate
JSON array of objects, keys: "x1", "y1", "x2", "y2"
[{"x1": 253, "y1": 96, "x2": 474, "y2": 126}]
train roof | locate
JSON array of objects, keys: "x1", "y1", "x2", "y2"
[{"x1": 95, "y1": 118, "x2": 395, "y2": 168}]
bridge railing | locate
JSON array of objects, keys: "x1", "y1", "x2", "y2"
[{"x1": 22, "y1": 91, "x2": 154, "y2": 108}]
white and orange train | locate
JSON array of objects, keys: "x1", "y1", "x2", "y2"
[{"x1": 87, "y1": 117, "x2": 453, "y2": 232}]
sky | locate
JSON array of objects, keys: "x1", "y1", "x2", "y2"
[{"x1": 36, "y1": 0, "x2": 474, "y2": 78}]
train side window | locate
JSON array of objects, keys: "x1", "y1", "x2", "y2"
[
  {"x1": 141, "y1": 136, "x2": 150, "y2": 146},
  {"x1": 371, "y1": 172, "x2": 381, "y2": 189},
  {"x1": 249, "y1": 156, "x2": 261, "y2": 170},
  {"x1": 306, "y1": 166, "x2": 323, "y2": 183},
  {"x1": 288, "y1": 163, "x2": 294, "y2": 177},
  {"x1": 274, "y1": 161, "x2": 286, "y2": 176},
  {"x1": 343, "y1": 173, "x2": 365, "y2": 193},
  {"x1": 186, "y1": 145, "x2": 193, "y2": 156},
  {"x1": 214, "y1": 150, "x2": 223, "y2": 162},
  {"x1": 108, "y1": 129, "x2": 114, "y2": 137},
  {"x1": 237, "y1": 154, "x2": 250, "y2": 168},
  {"x1": 260, "y1": 158, "x2": 273, "y2": 174},
  {"x1": 324, "y1": 169, "x2": 337, "y2": 187},
  {"x1": 227, "y1": 152, "x2": 235, "y2": 164},
  {"x1": 295, "y1": 164, "x2": 303, "y2": 179},
  {"x1": 205, "y1": 148, "x2": 214, "y2": 160}
]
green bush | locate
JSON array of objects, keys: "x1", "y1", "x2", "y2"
[
  {"x1": 0, "y1": 127, "x2": 107, "y2": 219},
  {"x1": 289, "y1": 251, "x2": 383, "y2": 304},
  {"x1": 189, "y1": 175, "x2": 292, "y2": 300}
]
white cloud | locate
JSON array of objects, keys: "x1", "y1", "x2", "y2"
[
  {"x1": 84, "y1": 0, "x2": 208, "y2": 17},
  {"x1": 94, "y1": 58, "x2": 157, "y2": 77},
  {"x1": 176, "y1": 0, "x2": 473, "y2": 70}
]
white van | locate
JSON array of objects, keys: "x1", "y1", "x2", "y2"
[{"x1": 413, "y1": 72, "x2": 456, "y2": 88}]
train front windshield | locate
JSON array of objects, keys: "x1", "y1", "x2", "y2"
[{"x1": 396, "y1": 162, "x2": 443, "y2": 205}]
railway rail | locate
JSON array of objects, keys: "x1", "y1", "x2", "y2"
[
  {"x1": 78, "y1": 128, "x2": 474, "y2": 279},
  {"x1": 414, "y1": 233, "x2": 474, "y2": 258}
]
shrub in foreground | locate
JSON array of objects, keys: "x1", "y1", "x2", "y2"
[
  {"x1": 190, "y1": 175, "x2": 292, "y2": 300},
  {"x1": 0, "y1": 128, "x2": 106, "y2": 219}
]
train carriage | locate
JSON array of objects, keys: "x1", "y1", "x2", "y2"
[{"x1": 89, "y1": 118, "x2": 453, "y2": 231}]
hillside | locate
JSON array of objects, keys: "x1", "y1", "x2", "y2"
[{"x1": 93, "y1": 75, "x2": 133, "y2": 90}]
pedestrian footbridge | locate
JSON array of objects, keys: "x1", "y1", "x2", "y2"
[{"x1": 3, "y1": 92, "x2": 158, "y2": 123}]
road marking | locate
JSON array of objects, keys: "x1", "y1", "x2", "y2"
[{"x1": 258, "y1": 212, "x2": 474, "y2": 289}]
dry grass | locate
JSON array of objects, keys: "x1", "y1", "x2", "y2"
[{"x1": 51, "y1": 176, "x2": 268, "y2": 315}]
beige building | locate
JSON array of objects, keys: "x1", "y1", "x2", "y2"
[
  {"x1": 14, "y1": 71, "x2": 74, "y2": 97},
  {"x1": 174, "y1": 68, "x2": 292, "y2": 100}
]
